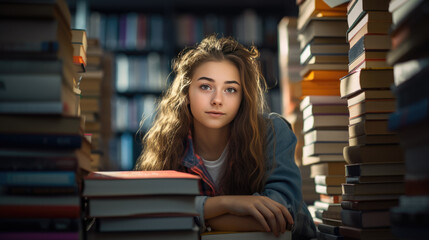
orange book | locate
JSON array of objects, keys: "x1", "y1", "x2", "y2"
[
  {"x1": 303, "y1": 70, "x2": 348, "y2": 81},
  {"x1": 320, "y1": 194, "x2": 342, "y2": 204}
]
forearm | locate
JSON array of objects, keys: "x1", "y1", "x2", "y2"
[{"x1": 207, "y1": 214, "x2": 265, "y2": 232}]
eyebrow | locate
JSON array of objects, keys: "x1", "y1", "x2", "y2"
[{"x1": 197, "y1": 77, "x2": 240, "y2": 85}]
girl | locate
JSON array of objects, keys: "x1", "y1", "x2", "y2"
[{"x1": 135, "y1": 35, "x2": 316, "y2": 239}]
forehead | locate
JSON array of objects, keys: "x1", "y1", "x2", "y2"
[{"x1": 192, "y1": 60, "x2": 241, "y2": 83}]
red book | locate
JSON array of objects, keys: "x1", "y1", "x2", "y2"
[{"x1": 83, "y1": 170, "x2": 201, "y2": 197}]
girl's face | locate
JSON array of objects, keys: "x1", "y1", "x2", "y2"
[{"x1": 188, "y1": 60, "x2": 242, "y2": 131}]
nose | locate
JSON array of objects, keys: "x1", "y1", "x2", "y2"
[{"x1": 210, "y1": 90, "x2": 223, "y2": 106}]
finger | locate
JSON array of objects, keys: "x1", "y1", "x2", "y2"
[
  {"x1": 272, "y1": 201, "x2": 294, "y2": 225},
  {"x1": 248, "y1": 207, "x2": 271, "y2": 232},
  {"x1": 263, "y1": 202, "x2": 286, "y2": 233},
  {"x1": 255, "y1": 202, "x2": 280, "y2": 236}
]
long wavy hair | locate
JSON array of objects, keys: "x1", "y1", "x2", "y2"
[{"x1": 135, "y1": 35, "x2": 269, "y2": 194}]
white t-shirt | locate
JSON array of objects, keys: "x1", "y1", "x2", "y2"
[{"x1": 201, "y1": 146, "x2": 228, "y2": 186}]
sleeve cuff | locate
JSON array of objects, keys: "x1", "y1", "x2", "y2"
[{"x1": 195, "y1": 195, "x2": 209, "y2": 232}]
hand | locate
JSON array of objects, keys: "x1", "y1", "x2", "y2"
[{"x1": 215, "y1": 195, "x2": 294, "y2": 236}]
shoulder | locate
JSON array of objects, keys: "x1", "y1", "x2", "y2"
[{"x1": 263, "y1": 112, "x2": 293, "y2": 133}]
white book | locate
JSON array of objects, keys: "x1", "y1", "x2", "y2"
[
  {"x1": 300, "y1": 95, "x2": 346, "y2": 111},
  {"x1": 304, "y1": 129, "x2": 349, "y2": 145},
  {"x1": 303, "y1": 115, "x2": 348, "y2": 133}
]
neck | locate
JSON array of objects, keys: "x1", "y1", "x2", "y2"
[{"x1": 192, "y1": 124, "x2": 230, "y2": 161}]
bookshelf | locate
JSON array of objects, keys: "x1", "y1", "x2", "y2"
[{"x1": 71, "y1": 0, "x2": 297, "y2": 170}]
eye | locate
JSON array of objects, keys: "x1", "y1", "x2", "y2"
[
  {"x1": 225, "y1": 87, "x2": 237, "y2": 93},
  {"x1": 200, "y1": 84, "x2": 211, "y2": 91}
]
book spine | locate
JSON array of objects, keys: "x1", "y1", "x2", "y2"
[
  {"x1": 0, "y1": 171, "x2": 77, "y2": 187},
  {"x1": 0, "y1": 134, "x2": 82, "y2": 149}
]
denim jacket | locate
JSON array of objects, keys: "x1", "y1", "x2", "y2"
[{"x1": 181, "y1": 112, "x2": 317, "y2": 239}]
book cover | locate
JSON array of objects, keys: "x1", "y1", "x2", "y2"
[
  {"x1": 345, "y1": 162, "x2": 405, "y2": 177},
  {"x1": 339, "y1": 69, "x2": 393, "y2": 98},
  {"x1": 341, "y1": 209, "x2": 390, "y2": 228},
  {"x1": 342, "y1": 182, "x2": 405, "y2": 195}
]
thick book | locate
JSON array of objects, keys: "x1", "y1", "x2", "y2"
[
  {"x1": 303, "y1": 115, "x2": 348, "y2": 133},
  {"x1": 347, "y1": 0, "x2": 390, "y2": 28},
  {"x1": 343, "y1": 144, "x2": 404, "y2": 164},
  {"x1": 347, "y1": 11, "x2": 392, "y2": 44},
  {"x1": 298, "y1": 18, "x2": 348, "y2": 48},
  {"x1": 83, "y1": 170, "x2": 201, "y2": 197},
  {"x1": 302, "y1": 104, "x2": 348, "y2": 120},
  {"x1": 345, "y1": 162, "x2": 405, "y2": 177},
  {"x1": 342, "y1": 182, "x2": 405, "y2": 195},
  {"x1": 96, "y1": 216, "x2": 196, "y2": 232},
  {"x1": 341, "y1": 209, "x2": 390, "y2": 228},
  {"x1": 348, "y1": 35, "x2": 391, "y2": 63},
  {"x1": 320, "y1": 194, "x2": 342, "y2": 204},
  {"x1": 348, "y1": 134, "x2": 400, "y2": 146},
  {"x1": 317, "y1": 223, "x2": 340, "y2": 235},
  {"x1": 348, "y1": 99, "x2": 396, "y2": 118},
  {"x1": 341, "y1": 199, "x2": 399, "y2": 211},
  {"x1": 310, "y1": 162, "x2": 346, "y2": 178},
  {"x1": 346, "y1": 89, "x2": 395, "y2": 105},
  {"x1": 298, "y1": 0, "x2": 347, "y2": 30},
  {"x1": 303, "y1": 142, "x2": 348, "y2": 156},
  {"x1": 339, "y1": 69, "x2": 393, "y2": 98},
  {"x1": 302, "y1": 155, "x2": 345, "y2": 166},
  {"x1": 315, "y1": 175, "x2": 346, "y2": 186},
  {"x1": 348, "y1": 51, "x2": 390, "y2": 72},
  {"x1": 349, "y1": 112, "x2": 391, "y2": 125},
  {"x1": 348, "y1": 119, "x2": 394, "y2": 137},
  {"x1": 315, "y1": 184, "x2": 342, "y2": 195},
  {"x1": 342, "y1": 193, "x2": 401, "y2": 202},
  {"x1": 202, "y1": 231, "x2": 291, "y2": 240},
  {"x1": 339, "y1": 225, "x2": 395, "y2": 240},
  {"x1": 88, "y1": 195, "x2": 197, "y2": 217},
  {"x1": 304, "y1": 129, "x2": 348, "y2": 145},
  {"x1": 300, "y1": 95, "x2": 346, "y2": 111}
]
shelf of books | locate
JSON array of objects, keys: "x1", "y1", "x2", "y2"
[
  {"x1": 0, "y1": 0, "x2": 96, "y2": 239},
  {"x1": 338, "y1": 0, "x2": 406, "y2": 239},
  {"x1": 292, "y1": 1, "x2": 350, "y2": 239},
  {"x1": 386, "y1": 0, "x2": 429, "y2": 239}
]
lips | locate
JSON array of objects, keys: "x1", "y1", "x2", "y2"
[{"x1": 206, "y1": 111, "x2": 225, "y2": 116}]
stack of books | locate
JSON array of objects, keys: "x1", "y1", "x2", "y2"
[
  {"x1": 0, "y1": 0, "x2": 93, "y2": 239},
  {"x1": 386, "y1": 0, "x2": 429, "y2": 239},
  {"x1": 79, "y1": 37, "x2": 109, "y2": 171},
  {"x1": 296, "y1": 1, "x2": 349, "y2": 238},
  {"x1": 300, "y1": 96, "x2": 348, "y2": 240},
  {"x1": 83, "y1": 170, "x2": 201, "y2": 240},
  {"x1": 339, "y1": 0, "x2": 405, "y2": 239},
  {"x1": 278, "y1": 17, "x2": 320, "y2": 205}
]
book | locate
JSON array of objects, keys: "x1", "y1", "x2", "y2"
[
  {"x1": 87, "y1": 230, "x2": 199, "y2": 240},
  {"x1": 300, "y1": 95, "x2": 346, "y2": 111},
  {"x1": 315, "y1": 175, "x2": 346, "y2": 185},
  {"x1": 346, "y1": 175, "x2": 404, "y2": 184},
  {"x1": 347, "y1": 11, "x2": 392, "y2": 43},
  {"x1": 341, "y1": 209, "x2": 390, "y2": 228},
  {"x1": 0, "y1": 133, "x2": 83, "y2": 149},
  {"x1": 302, "y1": 69, "x2": 348, "y2": 81},
  {"x1": 343, "y1": 145, "x2": 404, "y2": 164},
  {"x1": 0, "y1": 171, "x2": 77, "y2": 187},
  {"x1": 348, "y1": 35, "x2": 391, "y2": 63},
  {"x1": 346, "y1": 162, "x2": 405, "y2": 177},
  {"x1": 300, "y1": 43, "x2": 348, "y2": 65},
  {"x1": 320, "y1": 194, "x2": 342, "y2": 204},
  {"x1": 315, "y1": 184, "x2": 342, "y2": 195},
  {"x1": 339, "y1": 69, "x2": 393, "y2": 98},
  {"x1": 341, "y1": 199, "x2": 399, "y2": 211},
  {"x1": 300, "y1": 63, "x2": 348, "y2": 78},
  {"x1": 0, "y1": 232, "x2": 80, "y2": 240},
  {"x1": 310, "y1": 162, "x2": 346, "y2": 178},
  {"x1": 0, "y1": 115, "x2": 82, "y2": 135},
  {"x1": 348, "y1": 119, "x2": 393, "y2": 137},
  {"x1": 302, "y1": 104, "x2": 348, "y2": 120},
  {"x1": 88, "y1": 195, "x2": 197, "y2": 217},
  {"x1": 342, "y1": 182, "x2": 405, "y2": 195},
  {"x1": 339, "y1": 225, "x2": 395, "y2": 240},
  {"x1": 96, "y1": 216, "x2": 196, "y2": 232},
  {"x1": 298, "y1": 0, "x2": 347, "y2": 30},
  {"x1": 342, "y1": 193, "x2": 401, "y2": 201},
  {"x1": 83, "y1": 170, "x2": 201, "y2": 197},
  {"x1": 347, "y1": 0, "x2": 390, "y2": 28},
  {"x1": 302, "y1": 155, "x2": 345, "y2": 166},
  {"x1": 317, "y1": 223, "x2": 340, "y2": 235},
  {"x1": 298, "y1": 18, "x2": 348, "y2": 48},
  {"x1": 0, "y1": 195, "x2": 80, "y2": 218},
  {"x1": 303, "y1": 142, "x2": 348, "y2": 156},
  {"x1": 349, "y1": 112, "x2": 391, "y2": 125},
  {"x1": 201, "y1": 231, "x2": 291, "y2": 240},
  {"x1": 303, "y1": 115, "x2": 348, "y2": 133},
  {"x1": 0, "y1": 218, "x2": 80, "y2": 232},
  {"x1": 314, "y1": 201, "x2": 342, "y2": 212},
  {"x1": 348, "y1": 52, "x2": 390, "y2": 72},
  {"x1": 346, "y1": 89, "x2": 394, "y2": 106},
  {"x1": 348, "y1": 99, "x2": 396, "y2": 118},
  {"x1": 306, "y1": 55, "x2": 349, "y2": 64},
  {"x1": 304, "y1": 129, "x2": 348, "y2": 145},
  {"x1": 348, "y1": 134, "x2": 400, "y2": 146},
  {"x1": 388, "y1": 98, "x2": 429, "y2": 131}
]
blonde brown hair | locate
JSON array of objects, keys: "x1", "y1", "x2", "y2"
[{"x1": 136, "y1": 35, "x2": 269, "y2": 194}]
